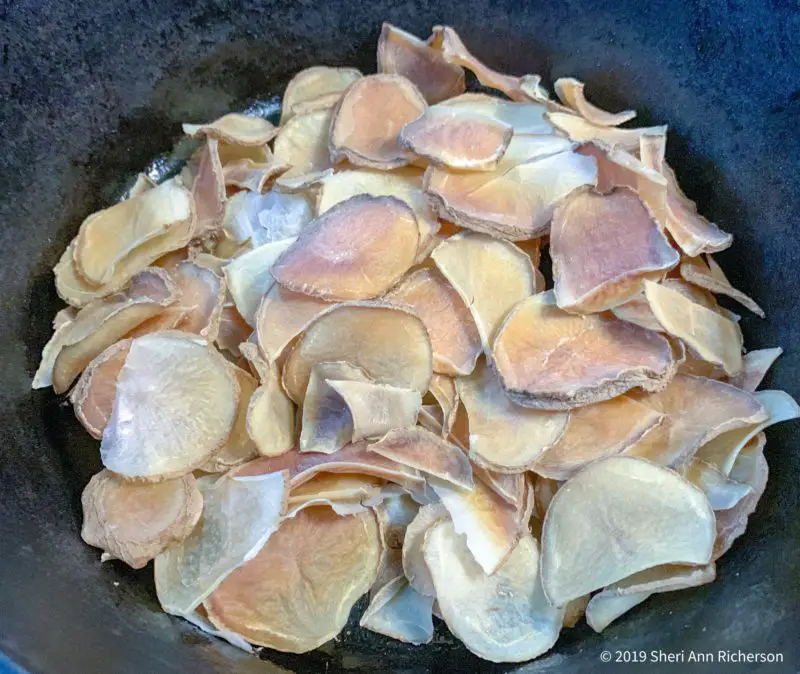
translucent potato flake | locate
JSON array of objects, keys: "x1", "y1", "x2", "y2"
[
  {"x1": 428, "y1": 373, "x2": 459, "y2": 435},
  {"x1": 551, "y1": 188, "x2": 679, "y2": 313},
  {"x1": 680, "y1": 255, "x2": 765, "y2": 318},
  {"x1": 270, "y1": 195, "x2": 418, "y2": 301},
  {"x1": 436, "y1": 93, "x2": 553, "y2": 135},
  {"x1": 281, "y1": 66, "x2": 362, "y2": 123},
  {"x1": 272, "y1": 108, "x2": 334, "y2": 178},
  {"x1": 221, "y1": 157, "x2": 289, "y2": 193},
  {"x1": 731, "y1": 347, "x2": 783, "y2": 392},
  {"x1": 683, "y1": 458, "x2": 753, "y2": 510},
  {"x1": 182, "y1": 113, "x2": 278, "y2": 146},
  {"x1": 401, "y1": 502, "x2": 448, "y2": 596},
  {"x1": 328, "y1": 379, "x2": 421, "y2": 442},
  {"x1": 554, "y1": 78, "x2": 636, "y2": 127},
  {"x1": 359, "y1": 575, "x2": 435, "y2": 645},
  {"x1": 245, "y1": 360, "x2": 295, "y2": 459},
  {"x1": 493, "y1": 291, "x2": 677, "y2": 410},
  {"x1": 329, "y1": 74, "x2": 426, "y2": 169},
  {"x1": 180, "y1": 140, "x2": 226, "y2": 238},
  {"x1": 222, "y1": 190, "x2": 312, "y2": 249}
]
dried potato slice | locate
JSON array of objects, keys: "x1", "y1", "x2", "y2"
[
  {"x1": 551, "y1": 188, "x2": 679, "y2": 313},
  {"x1": 328, "y1": 379, "x2": 421, "y2": 442},
  {"x1": 731, "y1": 347, "x2": 783, "y2": 392},
  {"x1": 215, "y1": 304, "x2": 252, "y2": 356},
  {"x1": 533, "y1": 396, "x2": 663, "y2": 480},
  {"x1": 182, "y1": 607, "x2": 253, "y2": 654},
  {"x1": 273, "y1": 169, "x2": 333, "y2": 194},
  {"x1": 384, "y1": 268, "x2": 482, "y2": 376},
  {"x1": 432, "y1": 232, "x2": 537, "y2": 350},
  {"x1": 457, "y1": 359, "x2": 568, "y2": 472},
  {"x1": 288, "y1": 474, "x2": 384, "y2": 511},
  {"x1": 271, "y1": 195, "x2": 418, "y2": 301},
  {"x1": 245, "y1": 359, "x2": 295, "y2": 458},
  {"x1": 398, "y1": 107, "x2": 512, "y2": 170},
  {"x1": 75, "y1": 179, "x2": 194, "y2": 286},
  {"x1": 607, "y1": 563, "x2": 716, "y2": 597},
  {"x1": 425, "y1": 137, "x2": 597, "y2": 240},
  {"x1": 224, "y1": 237, "x2": 297, "y2": 325},
  {"x1": 182, "y1": 113, "x2": 278, "y2": 146},
  {"x1": 402, "y1": 502, "x2": 449, "y2": 596},
  {"x1": 611, "y1": 294, "x2": 664, "y2": 331},
  {"x1": 554, "y1": 78, "x2": 636, "y2": 127},
  {"x1": 222, "y1": 190, "x2": 313, "y2": 248},
  {"x1": 180, "y1": 140, "x2": 226, "y2": 238},
  {"x1": 281, "y1": 66, "x2": 362, "y2": 123},
  {"x1": 546, "y1": 111, "x2": 667, "y2": 152},
  {"x1": 585, "y1": 591, "x2": 651, "y2": 633},
  {"x1": 644, "y1": 280, "x2": 743, "y2": 377},
  {"x1": 431, "y1": 477, "x2": 520, "y2": 574},
  {"x1": 329, "y1": 74, "x2": 427, "y2": 169},
  {"x1": 272, "y1": 108, "x2": 334, "y2": 178},
  {"x1": 428, "y1": 373, "x2": 459, "y2": 435},
  {"x1": 377, "y1": 23, "x2": 465, "y2": 104},
  {"x1": 359, "y1": 575, "x2": 435, "y2": 645},
  {"x1": 533, "y1": 475, "x2": 561, "y2": 523},
  {"x1": 128, "y1": 173, "x2": 156, "y2": 198},
  {"x1": 221, "y1": 157, "x2": 289, "y2": 193},
  {"x1": 205, "y1": 506, "x2": 380, "y2": 653},
  {"x1": 493, "y1": 291, "x2": 677, "y2": 410},
  {"x1": 155, "y1": 470, "x2": 288, "y2": 615},
  {"x1": 682, "y1": 458, "x2": 753, "y2": 510},
  {"x1": 369, "y1": 427, "x2": 473, "y2": 490},
  {"x1": 435, "y1": 93, "x2": 553, "y2": 135},
  {"x1": 100, "y1": 332, "x2": 239, "y2": 479},
  {"x1": 282, "y1": 302, "x2": 433, "y2": 403},
  {"x1": 541, "y1": 456, "x2": 715, "y2": 607},
  {"x1": 425, "y1": 522, "x2": 563, "y2": 663},
  {"x1": 680, "y1": 255, "x2": 764, "y2": 318},
  {"x1": 480, "y1": 469, "x2": 526, "y2": 509},
  {"x1": 54, "y1": 241, "x2": 104, "y2": 307}
]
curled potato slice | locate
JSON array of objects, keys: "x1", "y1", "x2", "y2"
[
  {"x1": 181, "y1": 140, "x2": 226, "y2": 238},
  {"x1": 546, "y1": 111, "x2": 667, "y2": 152},
  {"x1": 541, "y1": 456, "x2": 715, "y2": 607},
  {"x1": 329, "y1": 74, "x2": 427, "y2": 169},
  {"x1": 282, "y1": 302, "x2": 433, "y2": 403},
  {"x1": 457, "y1": 359, "x2": 568, "y2": 472},
  {"x1": 281, "y1": 66, "x2": 362, "y2": 123},
  {"x1": 271, "y1": 195, "x2": 418, "y2": 301},
  {"x1": 731, "y1": 347, "x2": 783, "y2": 392},
  {"x1": 155, "y1": 471, "x2": 288, "y2": 615},
  {"x1": 288, "y1": 474, "x2": 384, "y2": 512},
  {"x1": 551, "y1": 188, "x2": 679, "y2": 313},
  {"x1": 205, "y1": 507, "x2": 381, "y2": 653},
  {"x1": 611, "y1": 294, "x2": 664, "y2": 331},
  {"x1": 182, "y1": 113, "x2": 278, "y2": 146},
  {"x1": 493, "y1": 291, "x2": 677, "y2": 410},
  {"x1": 385, "y1": 268, "x2": 481, "y2": 376},
  {"x1": 377, "y1": 23, "x2": 465, "y2": 104},
  {"x1": 245, "y1": 359, "x2": 295, "y2": 458},
  {"x1": 680, "y1": 255, "x2": 764, "y2": 318},
  {"x1": 359, "y1": 575, "x2": 435, "y2": 645},
  {"x1": 554, "y1": 78, "x2": 636, "y2": 127},
  {"x1": 585, "y1": 591, "x2": 651, "y2": 633},
  {"x1": 428, "y1": 373, "x2": 459, "y2": 435},
  {"x1": 221, "y1": 157, "x2": 289, "y2": 193},
  {"x1": 402, "y1": 502, "x2": 448, "y2": 596},
  {"x1": 101, "y1": 332, "x2": 239, "y2": 480},
  {"x1": 425, "y1": 522, "x2": 564, "y2": 663},
  {"x1": 81, "y1": 469, "x2": 202, "y2": 568},
  {"x1": 683, "y1": 458, "x2": 753, "y2": 510},
  {"x1": 436, "y1": 93, "x2": 553, "y2": 135},
  {"x1": 328, "y1": 379, "x2": 421, "y2": 441},
  {"x1": 272, "y1": 108, "x2": 334, "y2": 178}
]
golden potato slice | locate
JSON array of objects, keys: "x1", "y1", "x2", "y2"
[
  {"x1": 222, "y1": 190, "x2": 312, "y2": 248},
  {"x1": 541, "y1": 456, "x2": 715, "y2": 607},
  {"x1": 54, "y1": 241, "x2": 105, "y2": 308},
  {"x1": 155, "y1": 471, "x2": 288, "y2": 615},
  {"x1": 624, "y1": 374, "x2": 767, "y2": 466},
  {"x1": 731, "y1": 347, "x2": 783, "y2": 392},
  {"x1": 100, "y1": 332, "x2": 239, "y2": 480},
  {"x1": 493, "y1": 291, "x2": 677, "y2": 410},
  {"x1": 281, "y1": 66, "x2": 362, "y2": 123},
  {"x1": 75, "y1": 179, "x2": 194, "y2": 286},
  {"x1": 425, "y1": 136, "x2": 597, "y2": 240},
  {"x1": 432, "y1": 232, "x2": 537, "y2": 350},
  {"x1": 644, "y1": 280, "x2": 743, "y2": 377},
  {"x1": 205, "y1": 506, "x2": 380, "y2": 653},
  {"x1": 328, "y1": 379, "x2": 421, "y2": 441},
  {"x1": 554, "y1": 78, "x2": 636, "y2": 127},
  {"x1": 682, "y1": 458, "x2": 753, "y2": 510},
  {"x1": 385, "y1": 268, "x2": 481, "y2": 376},
  {"x1": 180, "y1": 140, "x2": 226, "y2": 237},
  {"x1": 221, "y1": 157, "x2": 289, "y2": 193},
  {"x1": 182, "y1": 113, "x2": 278, "y2": 146},
  {"x1": 272, "y1": 108, "x2": 334, "y2": 178},
  {"x1": 435, "y1": 92, "x2": 553, "y2": 135},
  {"x1": 680, "y1": 255, "x2": 764, "y2": 318},
  {"x1": 377, "y1": 23, "x2": 465, "y2": 104},
  {"x1": 245, "y1": 359, "x2": 295, "y2": 458},
  {"x1": 369, "y1": 427, "x2": 473, "y2": 490},
  {"x1": 271, "y1": 195, "x2": 418, "y2": 301},
  {"x1": 546, "y1": 111, "x2": 667, "y2": 152},
  {"x1": 425, "y1": 523, "x2": 563, "y2": 663},
  {"x1": 398, "y1": 107, "x2": 512, "y2": 170},
  {"x1": 282, "y1": 302, "x2": 432, "y2": 403},
  {"x1": 533, "y1": 396, "x2": 663, "y2": 480},
  {"x1": 457, "y1": 359, "x2": 568, "y2": 472},
  {"x1": 431, "y1": 477, "x2": 520, "y2": 574},
  {"x1": 428, "y1": 373, "x2": 459, "y2": 435},
  {"x1": 359, "y1": 575, "x2": 435, "y2": 645},
  {"x1": 329, "y1": 74, "x2": 427, "y2": 169},
  {"x1": 81, "y1": 470, "x2": 202, "y2": 568},
  {"x1": 402, "y1": 502, "x2": 449, "y2": 596}
]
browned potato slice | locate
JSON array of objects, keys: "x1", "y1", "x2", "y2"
[
  {"x1": 281, "y1": 302, "x2": 432, "y2": 403},
  {"x1": 359, "y1": 575, "x2": 435, "y2": 645},
  {"x1": 551, "y1": 188, "x2": 679, "y2": 313},
  {"x1": 205, "y1": 507, "x2": 380, "y2": 653},
  {"x1": 329, "y1": 74, "x2": 427, "y2": 170},
  {"x1": 377, "y1": 23, "x2": 465, "y2": 104},
  {"x1": 644, "y1": 280, "x2": 743, "y2": 377},
  {"x1": 100, "y1": 332, "x2": 239, "y2": 480},
  {"x1": 680, "y1": 255, "x2": 764, "y2": 317},
  {"x1": 432, "y1": 232, "x2": 537, "y2": 349},
  {"x1": 180, "y1": 140, "x2": 226, "y2": 237},
  {"x1": 271, "y1": 195, "x2": 418, "y2": 300},
  {"x1": 369, "y1": 427, "x2": 473, "y2": 490},
  {"x1": 533, "y1": 396, "x2": 663, "y2": 480},
  {"x1": 425, "y1": 136, "x2": 597, "y2": 240},
  {"x1": 385, "y1": 268, "x2": 482, "y2": 376},
  {"x1": 424, "y1": 523, "x2": 563, "y2": 663},
  {"x1": 457, "y1": 359, "x2": 568, "y2": 472},
  {"x1": 272, "y1": 108, "x2": 334, "y2": 178},
  {"x1": 402, "y1": 502, "x2": 449, "y2": 596},
  {"x1": 398, "y1": 107, "x2": 512, "y2": 170},
  {"x1": 493, "y1": 291, "x2": 677, "y2": 410},
  {"x1": 182, "y1": 113, "x2": 278, "y2": 146},
  {"x1": 731, "y1": 347, "x2": 783, "y2": 392},
  {"x1": 281, "y1": 66, "x2": 362, "y2": 123},
  {"x1": 541, "y1": 456, "x2": 715, "y2": 607},
  {"x1": 245, "y1": 359, "x2": 295, "y2": 458},
  {"x1": 554, "y1": 78, "x2": 636, "y2": 127},
  {"x1": 546, "y1": 111, "x2": 667, "y2": 152},
  {"x1": 81, "y1": 470, "x2": 202, "y2": 568},
  {"x1": 328, "y1": 379, "x2": 421, "y2": 441}
]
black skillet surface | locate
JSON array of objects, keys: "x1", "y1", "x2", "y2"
[{"x1": 1, "y1": 1, "x2": 799, "y2": 672}]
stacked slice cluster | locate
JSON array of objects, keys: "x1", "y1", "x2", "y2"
[{"x1": 35, "y1": 22, "x2": 797, "y2": 664}]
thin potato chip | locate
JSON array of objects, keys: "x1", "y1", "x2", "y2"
[
  {"x1": 182, "y1": 607, "x2": 253, "y2": 654},
  {"x1": 221, "y1": 157, "x2": 289, "y2": 193},
  {"x1": 554, "y1": 78, "x2": 636, "y2": 127},
  {"x1": 215, "y1": 304, "x2": 252, "y2": 356},
  {"x1": 272, "y1": 108, "x2": 335, "y2": 178},
  {"x1": 182, "y1": 113, "x2": 278, "y2": 146},
  {"x1": 328, "y1": 379, "x2": 421, "y2": 442},
  {"x1": 546, "y1": 111, "x2": 667, "y2": 152},
  {"x1": 611, "y1": 294, "x2": 664, "y2": 331},
  {"x1": 180, "y1": 140, "x2": 226, "y2": 238},
  {"x1": 359, "y1": 575, "x2": 435, "y2": 645},
  {"x1": 246, "y1": 360, "x2": 296, "y2": 458},
  {"x1": 680, "y1": 255, "x2": 764, "y2": 318},
  {"x1": 288, "y1": 474, "x2": 384, "y2": 510},
  {"x1": 682, "y1": 458, "x2": 752, "y2": 510},
  {"x1": 281, "y1": 66, "x2": 362, "y2": 123},
  {"x1": 435, "y1": 93, "x2": 553, "y2": 135},
  {"x1": 585, "y1": 592, "x2": 651, "y2": 633},
  {"x1": 428, "y1": 373, "x2": 459, "y2": 435},
  {"x1": 402, "y1": 502, "x2": 449, "y2": 596},
  {"x1": 731, "y1": 347, "x2": 783, "y2": 392}
]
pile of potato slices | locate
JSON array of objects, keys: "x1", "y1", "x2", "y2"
[{"x1": 35, "y1": 22, "x2": 799, "y2": 663}]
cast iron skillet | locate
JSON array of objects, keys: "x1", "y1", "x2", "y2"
[{"x1": 2, "y1": 1, "x2": 799, "y2": 672}]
